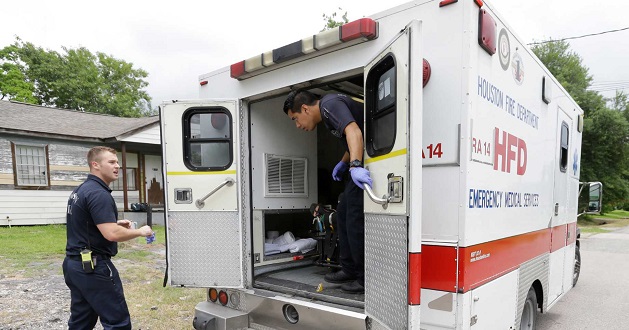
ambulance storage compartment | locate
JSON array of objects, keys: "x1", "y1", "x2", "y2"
[{"x1": 252, "y1": 208, "x2": 317, "y2": 265}]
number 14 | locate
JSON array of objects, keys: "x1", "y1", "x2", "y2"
[{"x1": 422, "y1": 143, "x2": 443, "y2": 159}]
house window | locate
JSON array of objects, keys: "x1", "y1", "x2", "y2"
[
  {"x1": 111, "y1": 168, "x2": 137, "y2": 191},
  {"x1": 11, "y1": 142, "x2": 50, "y2": 187}
]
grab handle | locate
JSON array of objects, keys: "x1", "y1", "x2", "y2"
[{"x1": 195, "y1": 178, "x2": 235, "y2": 209}]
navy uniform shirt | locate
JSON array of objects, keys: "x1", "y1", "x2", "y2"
[
  {"x1": 66, "y1": 174, "x2": 118, "y2": 257},
  {"x1": 320, "y1": 94, "x2": 364, "y2": 152}
]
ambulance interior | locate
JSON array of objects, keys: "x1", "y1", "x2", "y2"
[{"x1": 249, "y1": 74, "x2": 367, "y2": 307}]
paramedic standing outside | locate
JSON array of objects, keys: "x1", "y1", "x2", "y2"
[
  {"x1": 63, "y1": 146, "x2": 153, "y2": 330},
  {"x1": 283, "y1": 91, "x2": 372, "y2": 294}
]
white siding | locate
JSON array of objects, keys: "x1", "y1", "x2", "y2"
[
  {"x1": 0, "y1": 190, "x2": 70, "y2": 225},
  {"x1": 0, "y1": 190, "x2": 140, "y2": 226},
  {"x1": 119, "y1": 125, "x2": 161, "y2": 144}
]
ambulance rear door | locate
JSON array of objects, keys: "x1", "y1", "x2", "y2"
[
  {"x1": 363, "y1": 20, "x2": 423, "y2": 329},
  {"x1": 160, "y1": 100, "x2": 243, "y2": 288}
]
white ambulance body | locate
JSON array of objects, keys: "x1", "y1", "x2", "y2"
[{"x1": 160, "y1": 0, "x2": 585, "y2": 329}]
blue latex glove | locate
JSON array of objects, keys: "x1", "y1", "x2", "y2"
[
  {"x1": 146, "y1": 231, "x2": 156, "y2": 244},
  {"x1": 332, "y1": 161, "x2": 349, "y2": 181},
  {"x1": 350, "y1": 167, "x2": 373, "y2": 189}
]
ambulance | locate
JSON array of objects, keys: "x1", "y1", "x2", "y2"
[{"x1": 159, "y1": 0, "x2": 603, "y2": 329}]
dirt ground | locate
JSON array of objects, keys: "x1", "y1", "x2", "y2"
[
  {"x1": 0, "y1": 256, "x2": 73, "y2": 330},
  {"x1": 0, "y1": 247, "x2": 173, "y2": 330}
]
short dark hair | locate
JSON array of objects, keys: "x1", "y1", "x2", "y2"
[
  {"x1": 282, "y1": 90, "x2": 319, "y2": 114},
  {"x1": 87, "y1": 146, "x2": 117, "y2": 168}
]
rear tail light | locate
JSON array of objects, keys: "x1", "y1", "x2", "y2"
[
  {"x1": 209, "y1": 288, "x2": 218, "y2": 302},
  {"x1": 218, "y1": 290, "x2": 229, "y2": 306}
]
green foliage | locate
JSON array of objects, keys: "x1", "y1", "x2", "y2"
[
  {"x1": 532, "y1": 40, "x2": 606, "y2": 116},
  {"x1": 321, "y1": 8, "x2": 348, "y2": 31},
  {"x1": 533, "y1": 40, "x2": 629, "y2": 211},
  {"x1": 581, "y1": 109, "x2": 629, "y2": 209},
  {"x1": 608, "y1": 90, "x2": 629, "y2": 118},
  {"x1": 0, "y1": 45, "x2": 37, "y2": 103},
  {"x1": 0, "y1": 37, "x2": 152, "y2": 117}
]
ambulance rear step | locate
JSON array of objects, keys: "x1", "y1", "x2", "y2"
[{"x1": 193, "y1": 290, "x2": 367, "y2": 330}]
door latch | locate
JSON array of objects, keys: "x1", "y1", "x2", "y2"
[{"x1": 388, "y1": 174, "x2": 403, "y2": 203}]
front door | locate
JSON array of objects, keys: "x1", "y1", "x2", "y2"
[
  {"x1": 363, "y1": 20, "x2": 422, "y2": 329},
  {"x1": 144, "y1": 155, "x2": 164, "y2": 206},
  {"x1": 160, "y1": 100, "x2": 243, "y2": 288},
  {"x1": 548, "y1": 107, "x2": 572, "y2": 303}
]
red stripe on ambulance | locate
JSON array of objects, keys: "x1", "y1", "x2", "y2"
[{"x1": 422, "y1": 224, "x2": 576, "y2": 293}]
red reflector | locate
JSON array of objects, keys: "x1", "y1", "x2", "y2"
[
  {"x1": 209, "y1": 288, "x2": 218, "y2": 302},
  {"x1": 439, "y1": 0, "x2": 458, "y2": 7},
  {"x1": 199, "y1": 80, "x2": 208, "y2": 86},
  {"x1": 408, "y1": 253, "x2": 422, "y2": 305},
  {"x1": 230, "y1": 61, "x2": 246, "y2": 79},
  {"x1": 341, "y1": 18, "x2": 377, "y2": 42},
  {"x1": 423, "y1": 59, "x2": 431, "y2": 88},
  {"x1": 478, "y1": 9, "x2": 496, "y2": 55},
  {"x1": 474, "y1": 0, "x2": 483, "y2": 7},
  {"x1": 218, "y1": 290, "x2": 228, "y2": 306}
]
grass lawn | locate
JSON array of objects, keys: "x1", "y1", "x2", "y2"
[{"x1": 578, "y1": 209, "x2": 629, "y2": 233}]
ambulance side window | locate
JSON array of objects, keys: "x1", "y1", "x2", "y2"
[
  {"x1": 559, "y1": 122, "x2": 569, "y2": 172},
  {"x1": 365, "y1": 54, "x2": 397, "y2": 157},
  {"x1": 182, "y1": 107, "x2": 233, "y2": 171}
]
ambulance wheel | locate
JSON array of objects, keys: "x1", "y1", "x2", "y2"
[
  {"x1": 520, "y1": 287, "x2": 538, "y2": 330},
  {"x1": 573, "y1": 245, "x2": 581, "y2": 287}
]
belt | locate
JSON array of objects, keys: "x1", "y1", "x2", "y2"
[{"x1": 66, "y1": 254, "x2": 111, "y2": 261}]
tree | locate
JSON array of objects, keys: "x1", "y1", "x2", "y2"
[
  {"x1": 532, "y1": 40, "x2": 606, "y2": 117},
  {"x1": 0, "y1": 45, "x2": 37, "y2": 103},
  {"x1": 533, "y1": 40, "x2": 629, "y2": 211},
  {"x1": 608, "y1": 90, "x2": 629, "y2": 113},
  {"x1": 321, "y1": 8, "x2": 348, "y2": 31},
  {"x1": 580, "y1": 109, "x2": 629, "y2": 211},
  {"x1": 0, "y1": 37, "x2": 152, "y2": 117}
]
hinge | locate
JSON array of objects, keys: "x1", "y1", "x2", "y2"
[{"x1": 470, "y1": 315, "x2": 478, "y2": 326}]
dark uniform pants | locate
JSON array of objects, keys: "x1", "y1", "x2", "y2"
[
  {"x1": 63, "y1": 257, "x2": 131, "y2": 330},
  {"x1": 337, "y1": 177, "x2": 365, "y2": 286}
]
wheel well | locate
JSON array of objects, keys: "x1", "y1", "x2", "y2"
[{"x1": 532, "y1": 280, "x2": 544, "y2": 312}]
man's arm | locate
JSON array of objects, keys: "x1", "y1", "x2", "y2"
[
  {"x1": 340, "y1": 151, "x2": 350, "y2": 163},
  {"x1": 97, "y1": 222, "x2": 152, "y2": 243},
  {"x1": 344, "y1": 122, "x2": 363, "y2": 162}
]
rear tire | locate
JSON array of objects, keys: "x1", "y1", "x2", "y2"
[
  {"x1": 520, "y1": 287, "x2": 538, "y2": 330},
  {"x1": 573, "y1": 245, "x2": 581, "y2": 287}
]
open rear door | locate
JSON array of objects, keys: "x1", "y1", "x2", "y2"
[
  {"x1": 160, "y1": 100, "x2": 243, "y2": 288},
  {"x1": 363, "y1": 20, "x2": 422, "y2": 329}
]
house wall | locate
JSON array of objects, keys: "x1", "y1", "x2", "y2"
[{"x1": 0, "y1": 137, "x2": 146, "y2": 225}]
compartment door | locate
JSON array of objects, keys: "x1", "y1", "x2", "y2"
[
  {"x1": 363, "y1": 20, "x2": 422, "y2": 329},
  {"x1": 160, "y1": 100, "x2": 243, "y2": 288}
]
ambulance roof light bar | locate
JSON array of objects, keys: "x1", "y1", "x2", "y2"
[{"x1": 229, "y1": 18, "x2": 378, "y2": 80}]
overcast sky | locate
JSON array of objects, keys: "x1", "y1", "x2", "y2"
[{"x1": 2, "y1": 0, "x2": 627, "y2": 109}]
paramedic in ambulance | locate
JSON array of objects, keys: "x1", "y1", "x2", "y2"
[{"x1": 283, "y1": 90, "x2": 372, "y2": 294}]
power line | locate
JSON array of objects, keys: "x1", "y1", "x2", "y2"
[{"x1": 527, "y1": 26, "x2": 629, "y2": 45}]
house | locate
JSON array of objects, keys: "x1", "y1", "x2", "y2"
[{"x1": 0, "y1": 100, "x2": 163, "y2": 226}]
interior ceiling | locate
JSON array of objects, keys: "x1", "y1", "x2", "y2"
[{"x1": 310, "y1": 76, "x2": 364, "y2": 100}]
